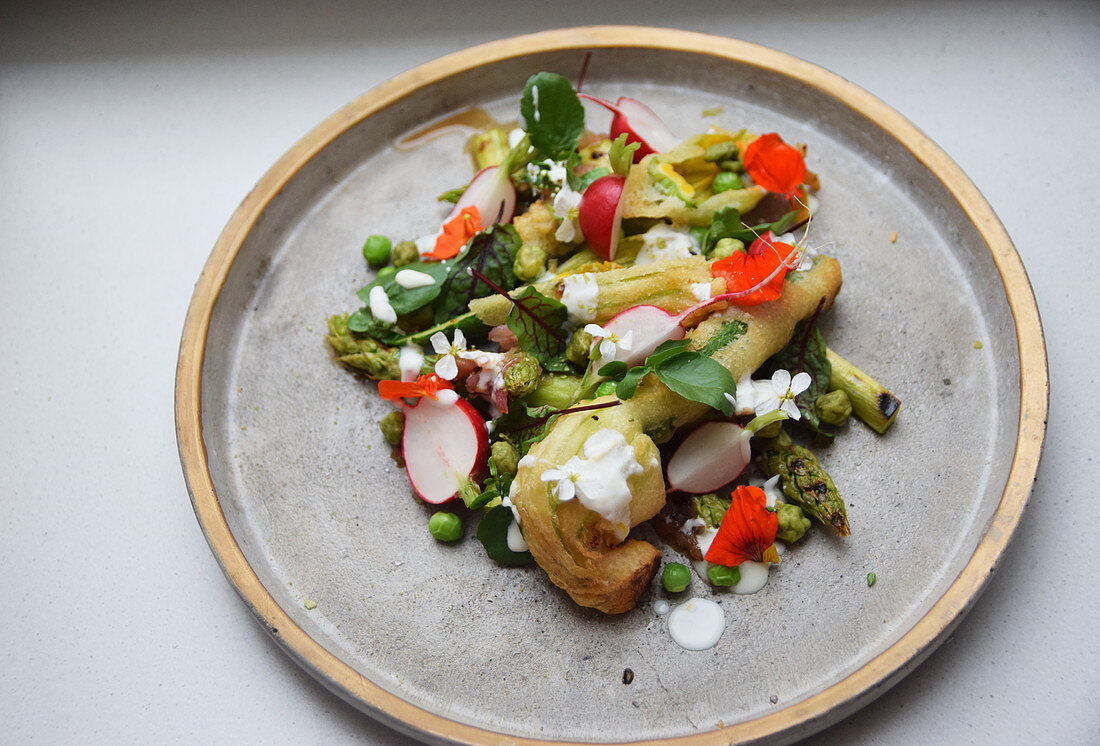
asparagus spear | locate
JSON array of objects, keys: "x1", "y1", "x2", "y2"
[
  {"x1": 760, "y1": 429, "x2": 850, "y2": 536},
  {"x1": 825, "y1": 348, "x2": 901, "y2": 434}
]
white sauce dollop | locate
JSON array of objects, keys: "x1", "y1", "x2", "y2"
[
  {"x1": 691, "y1": 522, "x2": 776, "y2": 595},
  {"x1": 573, "y1": 429, "x2": 643, "y2": 539},
  {"x1": 398, "y1": 344, "x2": 424, "y2": 381},
  {"x1": 506, "y1": 521, "x2": 528, "y2": 552},
  {"x1": 394, "y1": 269, "x2": 436, "y2": 289},
  {"x1": 560, "y1": 273, "x2": 599, "y2": 325},
  {"x1": 507, "y1": 128, "x2": 526, "y2": 149},
  {"x1": 690, "y1": 281, "x2": 713, "y2": 302},
  {"x1": 654, "y1": 599, "x2": 670, "y2": 616},
  {"x1": 667, "y1": 598, "x2": 726, "y2": 650},
  {"x1": 368, "y1": 285, "x2": 397, "y2": 323},
  {"x1": 634, "y1": 224, "x2": 698, "y2": 266}
]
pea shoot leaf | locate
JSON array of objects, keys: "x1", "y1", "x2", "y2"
[
  {"x1": 355, "y1": 259, "x2": 449, "y2": 316},
  {"x1": 520, "y1": 72, "x2": 585, "y2": 157},
  {"x1": 652, "y1": 352, "x2": 736, "y2": 416}
]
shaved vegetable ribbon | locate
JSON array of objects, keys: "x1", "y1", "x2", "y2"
[
  {"x1": 704, "y1": 485, "x2": 780, "y2": 567},
  {"x1": 378, "y1": 374, "x2": 453, "y2": 402},
  {"x1": 742, "y1": 132, "x2": 806, "y2": 199},
  {"x1": 711, "y1": 232, "x2": 800, "y2": 306},
  {"x1": 427, "y1": 206, "x2": 482, "y2": 260}
]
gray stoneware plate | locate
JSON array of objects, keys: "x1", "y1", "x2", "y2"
[{"x1": 176, "y1": 27, "x2": 1047, "y2": 746}]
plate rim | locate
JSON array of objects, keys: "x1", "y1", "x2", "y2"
[{"x1": 174, "y1": 25, "x2": 1048, "y2": 745}]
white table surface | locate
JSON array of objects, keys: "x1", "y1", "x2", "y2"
[{"x1": 3, "y1": 1, "x2": 1097, "y2": 743}]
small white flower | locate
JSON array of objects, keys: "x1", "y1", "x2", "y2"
[
  {"x1": 583, "y1": 323, "x2": 633, "y2": 365},
  {"x1": 540, "y1": 457, "x2": 587, "y2": 502},
  {"x1": 552, "y1": 184, "x2": 583, "y2": 243},
  {"x1": 429, "y1": 329, "x2": 467, "y2": 381},
  {"x1": 755, "y1": 368, "x2": 812, "y2": 420}
]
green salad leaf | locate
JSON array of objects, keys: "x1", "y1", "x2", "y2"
[
  {"x1": 505, "y1": 286, "x2": 571, "y2": 373},
  {"x1": 476, "y1": 505, "x2": 533, "y2": 567},
  {"x1": 433, "y1": 225, "x2": 521, "y2": 323},
  {"x1": 520, "y1": 72, "x2": 585, "y2": 157},
  {"x1": 604, "y1": 339, "x2": 735, "y2": 415}
]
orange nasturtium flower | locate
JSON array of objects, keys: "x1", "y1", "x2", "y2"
[
  {"x1": 711, "y1": 232, "x2": 797, "y2": 306},
  {"x1": 704, "y1": 485, "x2": 780, "y2": 567},
  {"x1": 427, "y1": 205, "x2": 482, "y2": 260},
  {"x1": 742, "y1": 132, "x2": 806, "y2": 200},
  {"x1": 378, "y1": 374, "x2": 452, "y2": 403}
]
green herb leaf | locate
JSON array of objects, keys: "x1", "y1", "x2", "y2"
[
  {"x1": 437, "y1": 184, "x2": 467, "y2": 203},
  {"x1": 520, "y1": 72, "x2": 585, "y2": 157},
  {"x1": 356, "y1": 260, "x2": 449, "y2": 316},
  {"x1": 505, "y1": 286, "x2": 570, "y2": 372},
  {"x1": 615, "y1": 366, "x2": 647, "y2": 400},
  {"x1": 433, "y1": 225, "x2": 521, "y2": 323},
  {"x1": 597, "y1": 361, "x2": 628, "y2": 378},
  {"x1": 476, "y1": 505, "x2": 533, "y2": 567},
  {"x1": 652, "y1": 352, "x2": 736, "y2": 415},
  {"x1": 697, "y1": 319, "x2": 748, "y2": 358},
  {"x1": 608, "y1": 133, "x2": 639, "y2": 176}
]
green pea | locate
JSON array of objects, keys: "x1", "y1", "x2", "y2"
[
  {"x1": 595, "y1": 380, "x2": 618, "y2": 397},
  {"x1": 707, "y1": 564, "x2": 741, "y2": 587},
  {"x1": 712, "y1": 171, "x2": 743, "y2": 194},
  {"x1": 362, "y1": 234, "x2": 392, "y2": 267},
  {"x1": 428, "y1": 512, "x2": 463, "y2": 542},
  {"x1": 708, "y1": 237, "x2": 744, "y2": 261},
  {"x1": 661, "y1": 562, "x2": 691, "y2": 593},
  {"x1": 376, "y1": 265, "x2": 396, "y2": 283}
]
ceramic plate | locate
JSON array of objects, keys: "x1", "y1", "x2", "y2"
[{"x1": 176, "y1": 27, "x2": 1046, "y2": 745}]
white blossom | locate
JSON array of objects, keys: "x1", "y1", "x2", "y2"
[
  {"x1": 429, "y1": 329, "x2": 467, "y2": 381},
  {"x1": 755, "y1": 368, "x2": 812, "y2": 420},
  {"x1": 552, "y1": 184, "x2": 583, "y2": 243},
  {"x1": 583, "y1": 323, "x2": 633, "y2": 366},
  {"x1": 540, "y1": 457, "x2": 587, "y2": 502}
]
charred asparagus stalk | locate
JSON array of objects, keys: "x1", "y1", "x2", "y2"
[
  {"x1": 759, "y1": 429, "x2": 849, "y2": 536},
  {"x1": 825, "y1": 348, "x2": 900, "y2": 434}
]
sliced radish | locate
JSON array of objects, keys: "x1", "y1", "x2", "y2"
[
  {"x1": 600, "y1": 305, "x2": 686, "y2": 368},
  {"x1": 449, "y1": 165, "x2": 517, "y2": 226},
  {"x1": 578, "y1": 174, "x2": 626, "y2": 260},
  {"x1": 666, "y1": 422, "x2": 752, "y2": 494},
  {"x1": 579, "y1": 94, "x2": 679, "y2": 162},
  {"x1": 400, "y1": 391, "x2": 488, "y2": 504}
]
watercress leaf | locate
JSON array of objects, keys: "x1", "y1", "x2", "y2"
[
  {"x1": 433, "y1": 225, "x2": 521, "y2": 323},
  {"x1": 505, "y1": 285, "x2": 569, "y2": 369},
  {"x1": 702, "y1": 206, "x2": 743, "y2": 254},
  {"x1": 346, "y1": 307, "x2": 404, "y2": 344},
  {"x1": 616, "y1": 366, "x2": 647, "y2": 400},
  {"x1": 597, "y1": 361, "x2": 628, "y2": 378},
  {"x1": 644, "y1": 338, "x2": 692, "y2": 368},
  {"x1": 652, "y1": 352, "x2": 736, "y2": 415},
  {"x1": 520, "y1": 72, "x2": 585, "y2": 157},
  {"x1": 476, "y1": 505, "x2": 533, "y2": 567}
]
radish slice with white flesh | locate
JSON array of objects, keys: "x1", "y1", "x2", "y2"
[
  {"x1": 448, "y1": 165, "x2": 517, "y2": 226},
  {"x1": 577, "y1": 174, "x2": 626, "y2": 260},
  {"x1": 596, "y1": 293, "x2": 744, "y2": 368},
  {"x1": 599, "y1": 304, "x2": 686, "y2": 368},
  {"x1": 579, "y1": 94, "x2": 679, "y2": 162},
  {"x1": 401, "y1": 391, "x2": 488, "y2": 504},
  {"x1": 666, "y1": 421, "x2": 753, "y2": 494}
]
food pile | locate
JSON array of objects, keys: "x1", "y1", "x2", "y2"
[{"x1": 327, "y1": 72, "x2": 900, "y2": 620}]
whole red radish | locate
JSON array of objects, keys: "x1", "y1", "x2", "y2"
[{"x1": 577, "y1": 174, "x2": 627, "y2": 260}]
